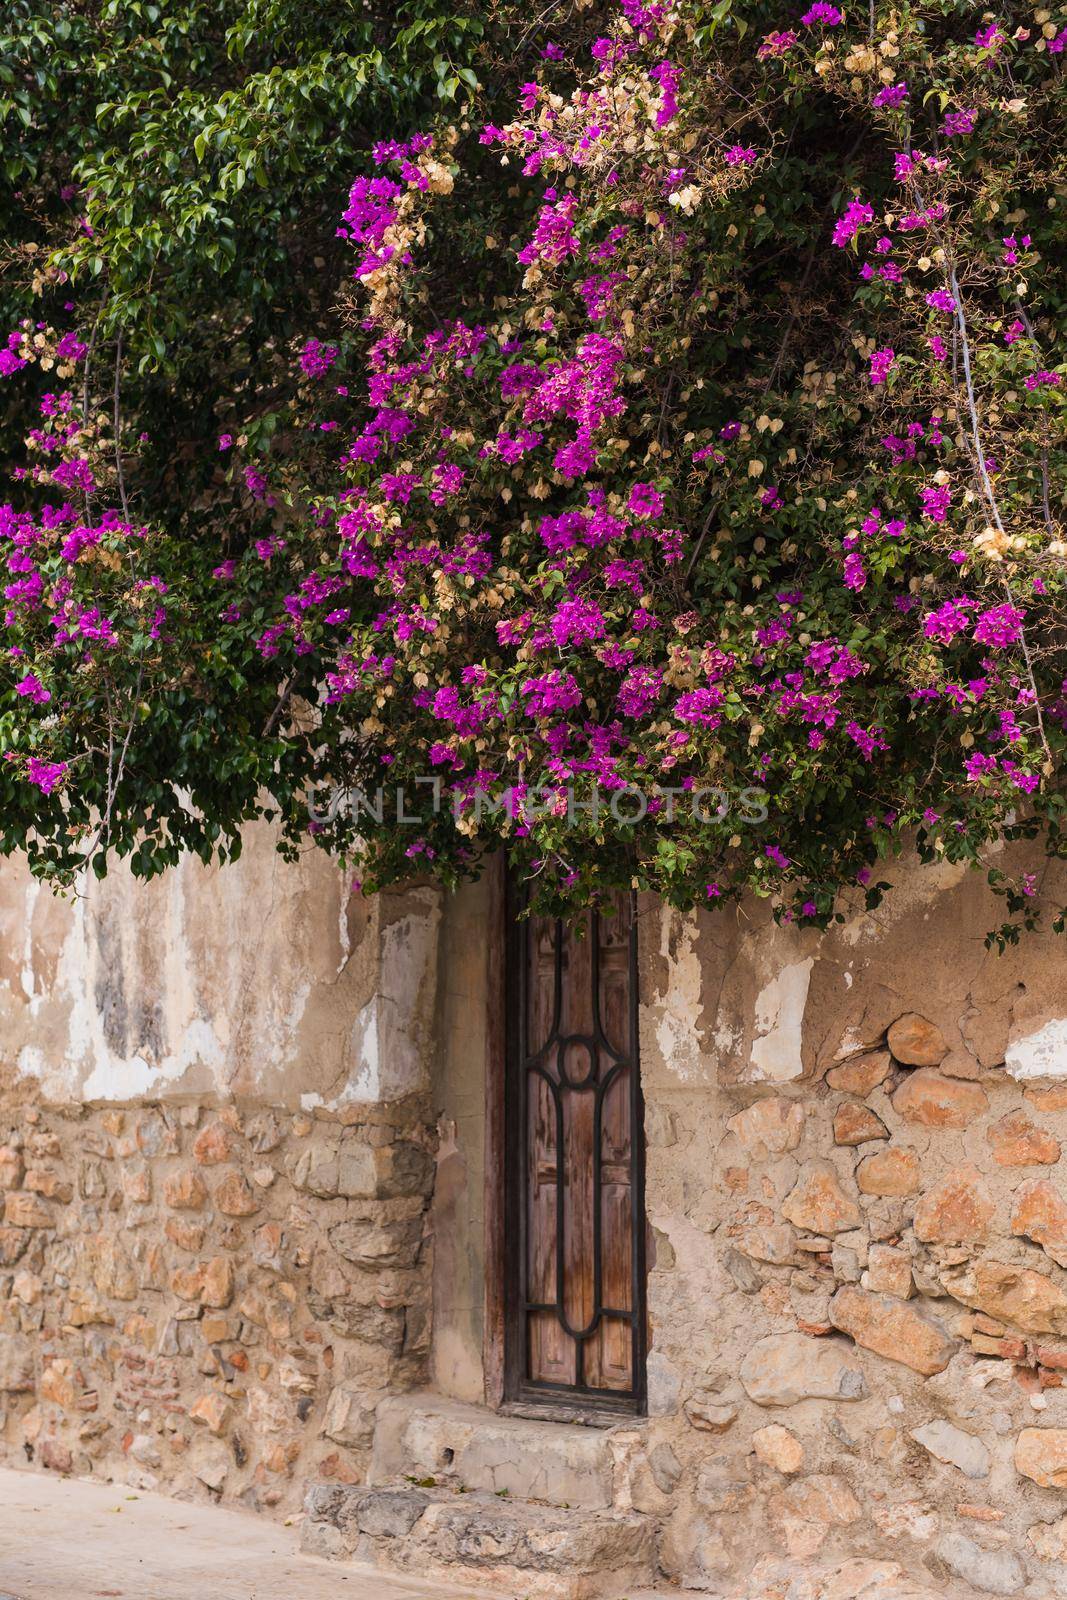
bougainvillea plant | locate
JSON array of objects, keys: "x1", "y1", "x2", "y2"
[{"x1": 2, "y1": 0, "x2": 1067, "y2": 937}]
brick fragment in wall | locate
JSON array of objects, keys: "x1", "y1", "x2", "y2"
[{"x1": 0, "y1": 1091, "x2": 435, "y2": 1516}]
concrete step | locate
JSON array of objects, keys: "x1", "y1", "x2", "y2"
[
  {"x1": 368, "y1": 1391, "x2": 632, "y2": 1510},
  {"x1": 302, "y1": 1483, "x2": 657, "y2": 1600}
]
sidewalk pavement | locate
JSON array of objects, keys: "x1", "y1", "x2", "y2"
[
  {"x1": 0, "y1": 1467, "x2": 490, "y2": 1600},
  {"x1": 0, "y1": 1466, "x2": 960, "y2": 1600}
]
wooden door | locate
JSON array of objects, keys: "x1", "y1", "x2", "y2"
[{"x1": 504, "y1": 885, "x2": 646, "y2": 1413}]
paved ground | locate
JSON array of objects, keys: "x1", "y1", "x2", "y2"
[
  {"x1": 0, "y1": 1467, "x2": 960, "y2": 1600},
  {"x1": 0, "y1": 1468, "x2": 494, "y2": 1600}
]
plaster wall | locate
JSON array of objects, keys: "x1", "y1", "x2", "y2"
[
  {"x1": 8, "y1": 833, "x2": 1067, "y2": 1595},
  {"x1": 0, "y1": 834, "x2": 442, "y2": 1511},
  {"x1": 635, "y1": 851, "x2": 1067, "y2": 1593},
  {"x1": 0, "y1": 830, "x2": 439, "y2": 1109},
  {"x1": 429, "y1": 874, "x2": 491, "y2": 1404}
]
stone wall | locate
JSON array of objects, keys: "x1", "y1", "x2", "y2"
[
  {"x1": 10, "y1": 833, "x2": 1067, "y2": 1595},
  {"x1": 0, "y1": 840, "x2": 442, "y2": 1513},
  {"x1": 637, "y1": 852, "x2": 1067, "y2": 1595},
  {"x1": 0, "y1": 1094, "x2": 434, "y2": 1507}
]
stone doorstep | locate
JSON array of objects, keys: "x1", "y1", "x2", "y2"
[
  {"x1": 302, "y1": 1482, "x2": 657, "y2": 1600},
  {"x1": 368, "y1": 1391, "x2": 639, "y2": 1510}
]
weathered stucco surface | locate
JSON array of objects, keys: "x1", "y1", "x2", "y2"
[
  {"x1": 8, "y1": 841, "x2": 1067, "y2": 1596},
  {"x1": 0, "y1": 838, "x2": 441, "y2": 1512},
  {"x1": 634, "y1": 853, "x2": 1067, "y2": 1594},
  {"x1": 0, "y1": 830, "x2": 439, "y2": 1109}
]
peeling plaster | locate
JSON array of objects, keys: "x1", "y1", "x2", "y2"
[
  {"x1": 344, "y1": 1000, "x2": 383, "y2": 1103},
  {"x1": 749, "y1": 957, "x2": 812, "y2": 1082},
  {"x1": 839, "y1": 856, "x2": 971, "y2": 946},
  {"x1": 1005, "y1": 1016, "x2": 1067, "y2": 1080},
  {"x1": 14, "y1": 875, "x2": 229, "y2": 1101},
  {"x1": 0, "y1": 836, "x2": 441, "y2": 1107},
  {"x1": 653, "y1": 907, "x2": 705, "y2": 1081}
]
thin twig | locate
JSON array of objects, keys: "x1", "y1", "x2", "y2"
[
  {"x1": 948, "y1": 264, "x2": 1053, "y2": 765},
  {"x1": 112, "y1": 332, "x2": 131, "y2": 524}
]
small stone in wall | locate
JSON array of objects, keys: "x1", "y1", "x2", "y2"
[
  {"x1": 251, "y1": 1222, "x2": 286, "y2": 1273},
  {"x1": 290, "y1": 1145, "x2": 340, "y2": 1199},
  {"x1": 684, "y1": 1394, "x2": 738, "y2": 1432},
  {"x1": 887, "y1": 1013, "x2": 947, "y2": 1068},
  {"x1": 856, "y1": 1146, "x2": 921, "y2": 1197},
  {"x1": 722, "y1": 1247, "x2": 762, "y2": 1295},
  {"x1": 0, "y1": 1146, "x2": 24, "y2": 1191},
  {"x1": 913, "y1": 1164, "x2": 994, "y2": 1245},
  {"x1": 1029, "y1": 1514, "x2": 1067, "y2": 1561},
  {"x1": 1010, "y1": 1179, "x2": 1067, "y2": 1268},
  {"x1": 25, "y1": 1168, "x2": 72, "y2": 1204},
  {"x1": 193, "y1": 1121, "x2": 234, "y2": 1166},
  {"x1": 122, "y1": 1165, "x2": 152, "y2": 1204},
  {"x1": 40, "y1": 1439, "x2": 73, "y2": 1475},
  {"x1": 3, "y1": 1192, "x2": 53, "y2": 1229},
  {"x1": 1026, "y1": 1084, "x2": 1067, "y2": 1113},
  {"x1": 246, "y1": 1111, "x2": 283, "y2": 1154},
  {"x1": 322, "y1": 1385, "x2": 378, "y2": 1449},
  {"x1": 752, "y1": 1424, "x2": 803, "y2": 1474},
  {"x1": 693, "y1": 1460, "x2": 754, "y2": 1516},
  {"x1": 987, "y1": 1111, "x2": 1060, "y2": 1167},
  {"x1": 739, "y1": 1332, "x2": 867, "y2": 1406},
  {"x1": 865, "y1": 1243, "x2": 912, "y2": 1299},
  {"x1": 214, "y1": 1171, "x2": 261, "y2": 1217},
  {"x1": 910, "y1": 1420, "x2": 990, "y2": 1479},
  {"x1": 90, "y1": 1237, "x2": 138, "y2": 1301},
  {"x1": 163, "y1": 1170, "x2": 208, "y2": 1210},
  {"x1": 1016, "y1": 1427, "x2": 1067, "y2": 1488},
  {"x1": 189, "y1": 1393, "x2": 231, "y2": 1436},
  {"x1": 831, "y1": 1243, "x2": 861, "y2": 1283},
  {"x1": 833, "y1": 1104, "x2": 888, "y2": 1146},
  {"x1": 946, "y1": 1260, "x2": 1067, "y2": 1336},
  {"x1": 726, "y1": 1097, "x2": 805, "y2": 1157},
  {"x1": 825, "y1": 1052, "x2": 891, "y2": 1095},
  {"x1": 648, "y1": 1442, "x2": 682, "y2": 1495},
  {"x1": 935, "y1": 1532, "x2": 1024, "y2": 1596},
  {"x1": 940, "y1": 1050, "x2": 981, "y2": 1081},
  {"x1": 892, "y1": 1071, "x2": 988, "y2": 1130},
  {"x1": 871, "y1": 1502, "x2": 940, "y2": 1545},
  {"x1": 126, "y1": 1434, "x2": 162, "y2": 1471},
  {"x1": 174, "y1": 1256, "x2": 235, "y2": 1310},
  {"x1": 736, "y1": 1224, "x2": 797, "y2": 1265},
  {"x1": 165, "y1": 1217, "x2": 206, "y2": 1253},
  {"x1": 781, "y1": 1165, "x2": 861, "y2": 1235},
  {"x1": 768, "y1": 1473, "x2": 862, "y2": 1560},
  {"x1": 11, "y1": 1271, "x2": 42, "y2": 1307},
  {"x1": 829, "y1": 1286, "x2": 956, "y2": 1375},
  {"x1": 0, "y1": 1333, "x2": 35, "y2": 1394},
  {"x1": 135, "y1": 1111, "x2": 179, "y2": 1158},
  {"x1": 193, "y1": 1447, "x2": 231, "y2": 1492}
]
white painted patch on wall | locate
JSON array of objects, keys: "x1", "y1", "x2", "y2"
[
  {"x1": 654, "y1": 907, "x2": 705, "y2": 1081},
  {"x1": 5, "y1": 853, "x2": 320, "y2": 1101},
  {"x1": 749, "y1": 958, "x2": 813, "y2": 1082},
  {"x1": 344, "y1": 999, "x2": 382, "y2": 1103},
  {"x1": 339, "y1": 892, "x2": 440, "y2": 1104},
  {"x1": 20, "y1": 875, "x2": 41, "y2": 1001},
  {"x1": 834, "y1": 1025, "x2": 868, "y2": 1062},
  {"x1": 1005, "y1": 1017, "x2": 1067, "y2": 1081}
]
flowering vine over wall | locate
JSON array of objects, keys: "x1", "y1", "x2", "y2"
[{"x1": 2, "y1": 0, "x2": 1066, "y2": 935}]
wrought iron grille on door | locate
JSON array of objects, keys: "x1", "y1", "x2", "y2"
[{"x1": 504, "y1": 886, "x2": 646, "y2": 1413}]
